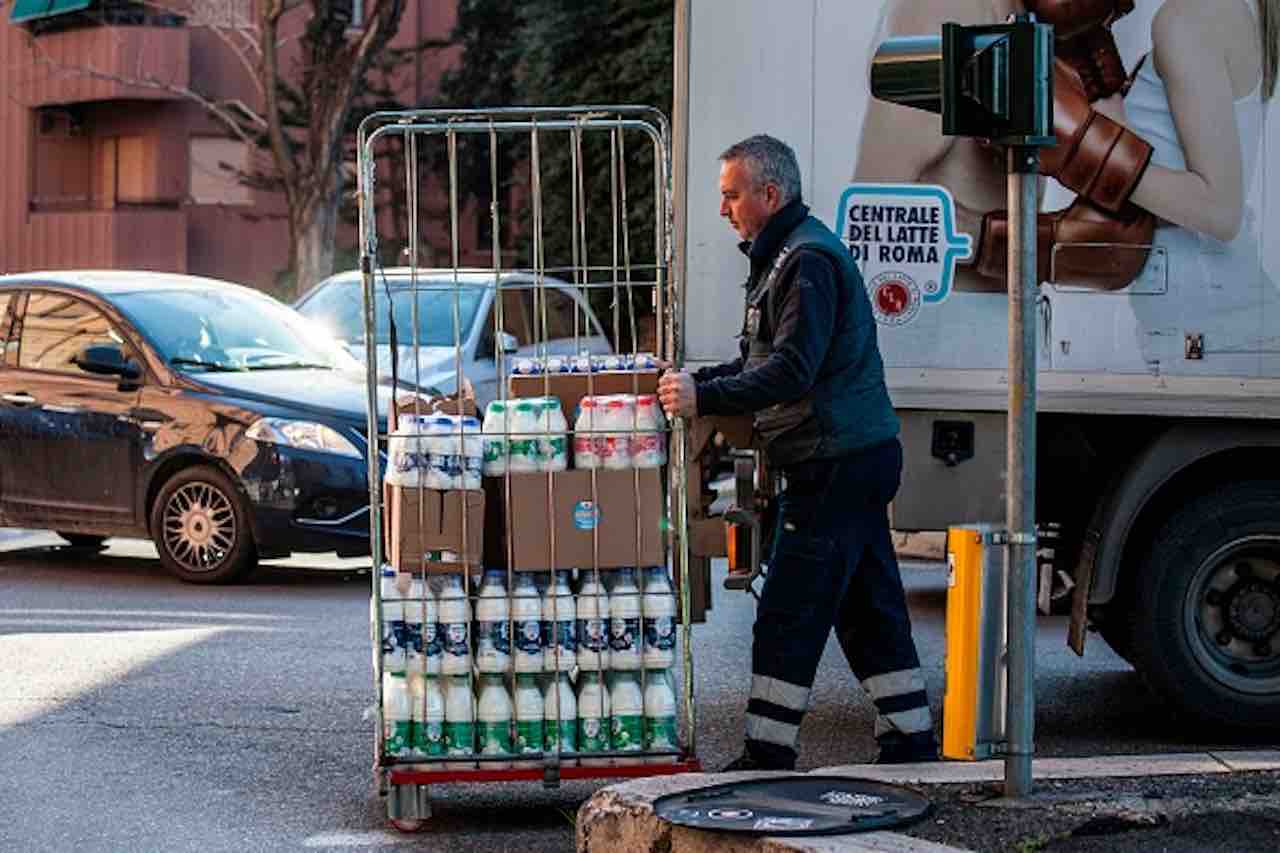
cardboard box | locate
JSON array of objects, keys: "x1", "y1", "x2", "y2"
[
  {"x1": 387, "y1": 484, "x2": 485, "y2": 572},
  {"x1": 487, "y1": 468, "x2": 663, "y2": 570},
  {"x1": 509, "y1": 370, "x2": 659, "y2": 418}
]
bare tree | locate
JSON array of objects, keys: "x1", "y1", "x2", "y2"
[{"x1": 19, "y1": 0, "x2": 415, "y2": 296}]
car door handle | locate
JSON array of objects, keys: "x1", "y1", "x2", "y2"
[
  {"x1": 42, "y1": 404, "x2": 81, "y2": 415},
  {"x1": 2, "y1": 392, "x2": 35, "y2": 405}
]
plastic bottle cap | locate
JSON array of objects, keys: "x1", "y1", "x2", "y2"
[
  {"x1": 516, "y1": 402, "x2": 535, "y2": 412},
  {"x1": 606, "y1": 399, "x2": 625, "y2": 409}
]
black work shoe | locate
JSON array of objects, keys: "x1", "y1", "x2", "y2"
[{"x1": 720, "y1": 751, "x2": 795, "y2": 772}]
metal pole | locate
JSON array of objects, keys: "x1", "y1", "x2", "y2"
[{"x1": 1004, "y1": 145, "x2": 1039, "y2": 798}]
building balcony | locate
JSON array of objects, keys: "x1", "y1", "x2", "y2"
[
  {"x1": 21, "y1": 24, "x2": 190, "y2": 107},
  {"x1": 25, "y1": 206, "x2": 188, "y2": 272}
]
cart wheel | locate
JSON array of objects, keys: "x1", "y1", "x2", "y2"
[{"x1": 389, "y1": 818, "x2": 426, "y2": 833}]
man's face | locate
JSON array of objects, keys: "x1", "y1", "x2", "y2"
[{"x1": 719, "y1": 159, "x2": 780, "y2": 242}]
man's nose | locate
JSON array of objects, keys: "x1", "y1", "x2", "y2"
[{"x1": 720, "y1": 199, "x2": 730, "y2": 217}]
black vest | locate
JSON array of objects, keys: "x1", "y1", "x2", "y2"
[{"x1": 743, "y1": 215, "x2": 899, "y2": 465}]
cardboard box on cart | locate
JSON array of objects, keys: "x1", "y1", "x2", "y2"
[
  {"x1": 383, "y1": 390, "x2": 486, "y2": 573},
  {"x1": 495, "y1": 370, "x2": 664, "y2": 571}
]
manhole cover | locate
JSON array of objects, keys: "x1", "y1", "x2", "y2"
[{"x1": 653, "y1": 775, "x2": 931, "y2": 836}]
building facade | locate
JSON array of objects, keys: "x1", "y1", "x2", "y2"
[{"x1": 0, "y1": 0, "x2": 461, "y2": 294}]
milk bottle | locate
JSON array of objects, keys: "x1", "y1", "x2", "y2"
[
  {"x1": 608, "y1": 568, "x2": 642, "y2": 671},
  {"x1": 577, "y1": 671, "x2": 612, "y2": 766},
  {"x1": 512, "y1": 673, "x2": 544, "y2": 768},
  {"x1": 383, "y1": 672, "x2": 413, "y2": 758},
  {"x1": 474, "y1": 569, "x2": 511, "y2": 673},
  {"x1": 576, "y1": 572, "x2": 611, "y2": 671},
  {"x1": 543, "y1": 672, "x2": 577, "y2": 763},
  {"x1": 507, "y1": 401, "x2": 541, "y2": 473},
  {"x1": 643, "y1": 670, "x2": 679, "y2": 763},
  {"x1": 542, "y1": 570, "x2": 577, "y2": 672},
  {"x1": 413, "y1": 416, "x2": 443, "y2": 489},
  {"x1": 610, "y1": 671, "x2": 645, "y2": 757},
  {"x1": 403, "y1": 577, "x2": 427, "y2": 676},
  {"x1": 538, "y1": 398, "x2": 569, "y2": 472},
  {"x1": 601, "y1": 396, "x2": 633, "y2": 469},
  {"x1": 385, "y1": 418, "x2": 418, "y2": 486},
  {"x1": 511, "y1": 573, "x2": 544, "y2": 673},
  {"x1": 460, "y1": 415, "x2": 485, "y2": 490},
  {"x1": 481, "y1": 401, "x2": 508, "y2": 476},
  {"x1": 642, "y1": 566, "x2": 676, "y2": 670},
  {"x1": 380, "y1": 567, "x2": 406, "y2": 676},
  {"x1": 411, "y1": 674, "x2": 446, "y2": 758},
  {"x1": 631, "y1": 394, "x2": 667, "y2": 468},
  {"x1": 573, "y1": 396, "x2": 605, "y2": 469},
  {"x1": 437, "y1": 574, "x2": 472, "y2": 675},
  {"x1": 443, "y1": 674, "x2": 476, "y2": 769},
  {"x1": 476, "y1": 674, "x2": 513, "y2": 769}
]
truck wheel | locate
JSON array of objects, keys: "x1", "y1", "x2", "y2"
[
  {"x1": 1130, "y1": 481, "x2": 1280, "y2": 731},
  {"x1": 150, "y1": 465, "x2": 258, "y2": 584}
]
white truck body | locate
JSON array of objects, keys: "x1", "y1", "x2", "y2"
[{"x1": 677, "y1": 0, "x2": 1280, "y2": 730}]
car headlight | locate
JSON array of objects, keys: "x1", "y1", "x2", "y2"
[{"x1": 246, "y1": 418, "x2": 362, "y2": 458}]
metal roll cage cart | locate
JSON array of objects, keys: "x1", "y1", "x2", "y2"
[{"x1": 356, "y1": 106, "x2": 699, "y2": 830}]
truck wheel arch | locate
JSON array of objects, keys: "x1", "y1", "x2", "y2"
[{"x1": 1090, "y1": 422, "x2": 1280, "y2": 606}]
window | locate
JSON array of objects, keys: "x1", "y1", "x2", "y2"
[
  {"x1": 499, "y1": 289, "x2": 532, "y2": 346},
  {"x1": 19, "y1": 293, "x2": 125, "y2": 375},
  {"x1": 0, "y1": 294, "x2": 17, "y2": 365},
  {"x1": 536, "y1": 288, "x2": 586, "y2": 341},
  {"x1": 189, "y1": 137, "x2": 252, "y2": 205}
]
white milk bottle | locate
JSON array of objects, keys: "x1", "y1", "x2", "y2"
[
  {"x1": 403, "y1": 577, "x2": 426, "y2": 676},
  {"x1": 608, "y1": 568, "x2": 642, "y2": 671},
  {"x1": 577, "y1": 671, "x2": 612, "y2": 766},
  {"x1": 576, "y1": 572, "x2": 611, "y2": 671},
  {"x1": 474, "y1": 569, "x2": 511, "y2": 674},
  {"x1": 437, "y1": 574, "x2": 472, "y2": 675},
  {"x1": 380, "y1": 567, "x2": 406, "y2": 676},
  {"x1": 538, "y1": 397, "x2": 569, "y2": 472},
  {"x1": 543, "y1": 672, "x2": 577, "y2": 764},
  {"x1": 385, "y1": 418, "x2": 418, "y2": 486},
  {"x1": 610, "y1": 671, "x2": 645, "y2": 758},
  {"x1": 573, "y1": 396, "x2": 604, "y2": 469},
  {"x1": 420, "y1": 416, "x2": 450, "y2": 489},
  {"x1": 512, "y1": 673, "x2": 544, "y2": 769},
  {"x1": 643, "y1": 670, "x2": 679, "y2": 763},
  {"x1": 411, "y1": 674, "x2": 446, "y2": 759},
  {"x1": 602, "y1": 396, "x2": 633, "y2": 469},
  {"x1": 476, "y1": 674, "x2": 513, "y2": 769},
  {"x1": 461, "y1": 415, "x2": 485, "y2": 489},
  {"x1": 542, "y1": 570, "x2": 577, "y2": 672},
  {"x1": 631, "y1": 394, "x2": 667, "y2": 468},
  {"x1": 507, "y1": 400, "x2": 541, "y2": 473},
  {"x1": 383, "y1": 672, "x2": 413, "y2": 758},
  {"x1": 511, "y1": 573, "x2": 544, "y2": 673},
  {"x1": 443, "y1": 416, "x2": 470, "y2": 490},
  {"x1": 481, "y1": 401, "x2": 508, "y2": 476},
  {"x1": 418, "y1": 577, "x2": 442, "y2": 675},
  {"x1": 443, "y1": 674, "x2": 476, "y2": 769},
  {"x1": 642, "y1": 566, "x2": 676, "y2": 670}
]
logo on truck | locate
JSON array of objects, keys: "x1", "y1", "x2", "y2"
[{"x1": 835, "y1": 183, "x2": 972, "y2": 326}]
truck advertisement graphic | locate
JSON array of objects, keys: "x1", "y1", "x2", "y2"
[{"x1": 680, "y1": 0, "x2": 1280, "y2": 729}]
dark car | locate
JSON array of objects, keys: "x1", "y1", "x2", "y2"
[{"x1": 0, "y1": 271, "x2": 393, "y2": 583}]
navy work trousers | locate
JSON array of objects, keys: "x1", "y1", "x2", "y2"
[{"x1": 744, "y1": 438, "x2": 935, "y2": 768}]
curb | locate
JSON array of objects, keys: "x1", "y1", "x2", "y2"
[
  {"x1": 576, "y1": 751, "x2": 1280, "y2": 853},
  {"x1": 813, "y1": 749, "x2": 1280, "y2": 785}
]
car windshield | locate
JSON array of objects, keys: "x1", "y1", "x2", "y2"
[
  {"x1": 298, "y1": 278, "x2": 486, "y2": 348},
  {"x1": 114, "y1": 287, "x2": 361, "y2": 373}
]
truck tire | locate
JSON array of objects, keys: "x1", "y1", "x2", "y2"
[
  {"x1": 150, "y1": 465, "x2": 258, "y2": 584},
  {"x1": 1130, "y1": 481, "x2": 1280, "y2": 731}
]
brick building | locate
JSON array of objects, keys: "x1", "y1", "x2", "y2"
[{"x1": 0, "y1": 0, "x2": 461, "y2": 294}]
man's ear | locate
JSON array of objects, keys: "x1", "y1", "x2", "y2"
[{"x1": 765, "y1": 183, "x2": 783, "y2": 212}]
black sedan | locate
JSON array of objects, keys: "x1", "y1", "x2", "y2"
[{"x1": 0, "y1": 271, "x2": 394, "y2": 583}]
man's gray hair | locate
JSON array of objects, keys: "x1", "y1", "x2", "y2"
[{"x1": 719, "y1": 134, "x2": 803, "y2": 205}]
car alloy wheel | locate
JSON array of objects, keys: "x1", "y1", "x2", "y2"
[{"x1": 151, "y1": 465, "x2": 257, "y2": 584}]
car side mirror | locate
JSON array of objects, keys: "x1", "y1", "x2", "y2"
[
  {"x1": 73, "y1": 344, "x2": 142, "y2": 381},
  {"x1": 498, "y1": 331, "x2": 519, "y2": 354}
]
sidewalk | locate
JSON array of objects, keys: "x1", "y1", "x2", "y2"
[{"x1": 577, "y1": 751, "x2": 1280, "y2": 852}]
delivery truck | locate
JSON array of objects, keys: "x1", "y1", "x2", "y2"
[{"x1": 673, "y1": 0, "x2": 1280, "y2": 731}]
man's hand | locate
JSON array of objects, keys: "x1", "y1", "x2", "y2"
[{"x1": 658, "y1": 370, "x2": 697, "y2": 418}]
